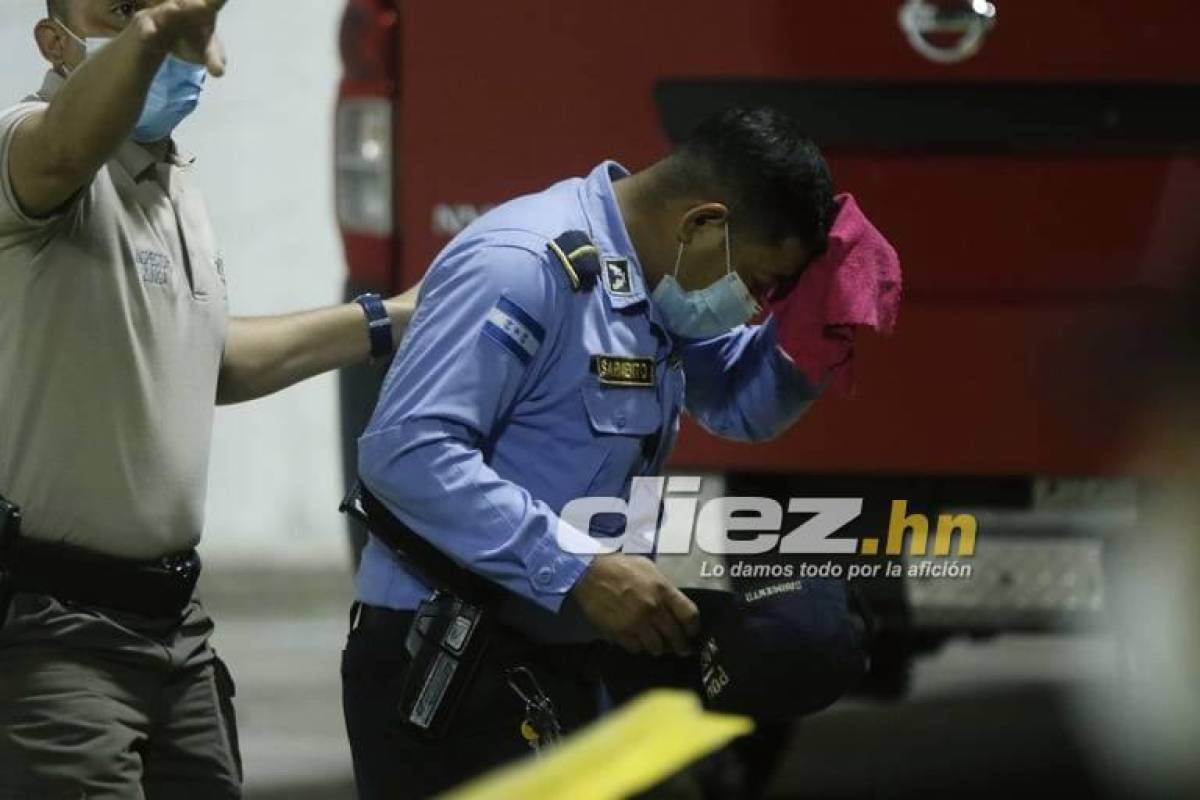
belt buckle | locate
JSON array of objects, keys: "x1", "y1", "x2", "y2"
[{"x1": 158, "y1": 551, "x2": 200, "y2": 582}]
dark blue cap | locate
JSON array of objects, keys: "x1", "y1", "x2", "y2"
[{"x1": 601, "y1": 579, "x2": 869, "y2": 721}]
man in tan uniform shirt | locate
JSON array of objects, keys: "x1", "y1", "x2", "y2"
[{"x1": 0, "y1": 2, "x2": 418, "y2": 797}]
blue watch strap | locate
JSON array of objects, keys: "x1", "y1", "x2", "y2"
[{"x1": 354, "y1": 292, "x2": 395, "y2": 360}]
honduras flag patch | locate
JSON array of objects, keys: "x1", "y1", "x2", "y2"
[{"x1": 481, "y1": 295, "x2": 545, "y2": 365}]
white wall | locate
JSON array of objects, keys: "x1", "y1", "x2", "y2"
[{"x1": 0, "y1": 1, "x2": 353, "y2": 568}]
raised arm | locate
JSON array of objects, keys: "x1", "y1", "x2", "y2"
[
  {"x1": 680, "y1": 315, "x2": 823, "y2": 442},
  {"x1": 9, "y1": 0, "x2": 228, "y2": 219}
]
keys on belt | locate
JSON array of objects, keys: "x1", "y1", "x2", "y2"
[{"x1": 505, "y1": 665, "x2": 563, "y2": 754}]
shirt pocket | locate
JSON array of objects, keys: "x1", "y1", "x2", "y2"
[{"x1": 578, "y1": 378, "x2": 663, "y2": 535}]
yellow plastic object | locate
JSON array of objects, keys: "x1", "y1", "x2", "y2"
[{"x1": 441, "y1": 690, "x2": 754, "y2": 800}]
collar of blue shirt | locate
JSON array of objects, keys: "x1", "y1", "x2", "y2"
[{"x1": 581, "y1": 160, "x2": 651, "y2": 312}]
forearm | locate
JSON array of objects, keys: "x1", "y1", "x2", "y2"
[
  {"x1": 682, "y1": 318, "x2": 821, "y2": 441},
  {"x1": 359, "y1": 420, "x2": 594, "y2": 610},
  {"x1": 12, "y1": 22, "x2": 167, "y2": 218},
  {"x1": 41, "y1": 18, "x2": 166, "y2": 169},
  {"x1": 217, "y1": 297, "x2": 412, "y2": 405},
  {"x1": 11, "y1": 4, "x2": 227, "y2": 217}
]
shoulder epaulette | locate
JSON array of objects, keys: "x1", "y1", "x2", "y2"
[{"x1": 546, "y1": 230, "x2": 601, "y2": 292}]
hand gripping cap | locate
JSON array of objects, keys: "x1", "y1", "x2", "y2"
[{"x1": 599, "y1": 580, "x2": 870, "y2": 721}]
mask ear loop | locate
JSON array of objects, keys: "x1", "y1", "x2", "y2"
[
  {"x1": 54, "y1": 18, "x2": 86, "y2": 75},
  {"x1": 55, "y1": 19, "x2": 84, "y2": 46},
  {"x1": 725, "y1": 220, "x2": 761, "y2": 314},
  {"x1": 673, "y1": 239, "x2": 686, "y2": 279},
  {"x1": 723, "y1": 220, "x2": 733, "y2": 277}
]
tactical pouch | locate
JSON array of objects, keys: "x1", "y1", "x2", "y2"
[{"x1": 397, "y1": 590, "x2": 494, "y2": 739}]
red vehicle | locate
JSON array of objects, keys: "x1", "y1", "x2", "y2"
[{"x1": 333, "y1": 0, "x2": 1199, "y2": 689}]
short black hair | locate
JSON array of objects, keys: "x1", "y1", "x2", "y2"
[
  {"x1": 663, "y1": 107, "x2": 836, "y2": 255},
  {"x1": 46, "y1": 0, "x2": 68, "y2": 20}
]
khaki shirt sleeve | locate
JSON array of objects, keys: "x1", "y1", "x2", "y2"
[{"x1": 0, "y1": 100, "x2": 60, "y2": 237}]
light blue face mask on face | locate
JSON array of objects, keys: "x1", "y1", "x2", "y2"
[
  {"x1": 58, "y1": 20, "x2": 207, "y2": 144},
  {"x1": 650, "y1": 221, "x2": 762, "y2": 339}
]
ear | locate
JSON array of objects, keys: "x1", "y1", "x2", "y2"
[
  {"x1": 675, "y1": 202, "x2": 729, "y2": 244},
  {"x1": 34, "y1": 19, "x2": 68, "y2": 70}
]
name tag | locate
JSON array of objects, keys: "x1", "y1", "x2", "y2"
[{"x1": 591, "y1": 355, "x2": 655, "y2": 388}]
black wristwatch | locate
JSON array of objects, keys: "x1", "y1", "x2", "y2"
[{"x1": 354, "y1": 292, "x2": 395, "y2": 360}]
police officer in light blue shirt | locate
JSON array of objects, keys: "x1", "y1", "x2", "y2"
[{"x1": 342, "y1": 107, "x2": 838, "y2": 799}]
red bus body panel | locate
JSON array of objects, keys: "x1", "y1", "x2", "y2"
[{"x1": 379, "y1": 0, "x2": 1198, "y2": 476}]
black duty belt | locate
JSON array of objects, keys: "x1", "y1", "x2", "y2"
[
  {"x1": 5, "y1": 536, "x2": 201, "y2": 619},
  {"x1": 342, "y1": 482, "x2": 603, "y2": 740},
  {"x1": 352, "y1": 602, "x2": 605, "y2": 677}
]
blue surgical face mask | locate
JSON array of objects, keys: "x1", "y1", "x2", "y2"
[
  {"x1": 651, "y1": 221, "x2": 762, "y2": 339},
  {"x1": 58, "y1": 20, "x2": 207, "y2": 144}
]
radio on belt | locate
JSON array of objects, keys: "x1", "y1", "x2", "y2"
[
  {"x1": 340, "y1": 482, "x2": 498, "y2": 740},
  {"x1": 398, "y1": 590, "x2": 493, "y2": 737}
]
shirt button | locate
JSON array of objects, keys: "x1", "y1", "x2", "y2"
[
  {"x1": 615, "y1": 414, "x2": 627, "y2": 430},
  {"x1": 535, "y1": 566, "x2": 554, "y2": 586}
]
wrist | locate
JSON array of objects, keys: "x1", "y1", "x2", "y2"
[
  {"x1": 383, "y1": 296, "x2": 413, "y2": 336},
  {"x1": 354, "y1": 292, "x2": 396, "y2": 361},
  {"x1": 569, "y1": 552, "x2": 608, "y2": 596}
]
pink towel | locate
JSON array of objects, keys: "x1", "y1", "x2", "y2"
[{"x1": 768, "y1": 193, "x2": 902, "y2": 394}]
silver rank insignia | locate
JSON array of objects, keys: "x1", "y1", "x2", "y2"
[
  {"x1": 591, "y1": 354, "x2": 655, "y2": 388},
  {"x1": 604, "y1": 259, "x2": 633, "y2": 296}
]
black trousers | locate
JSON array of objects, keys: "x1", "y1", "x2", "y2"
[{"x1": 341, "y1": 604, "x2": 604, "y2": 800}]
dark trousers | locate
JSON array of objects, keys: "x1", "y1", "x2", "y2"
[
  {"x1": 0, "y1": 593, "x2": 242, "y2": 800},
  {"x1": 341, "y1": 604, "x2": 604, "y2": 800}
]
